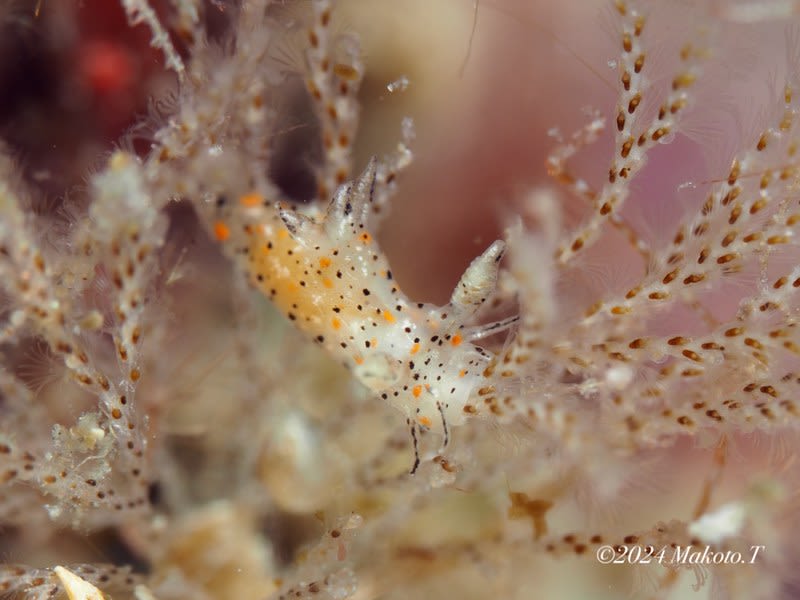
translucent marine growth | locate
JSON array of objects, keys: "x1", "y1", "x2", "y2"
[
  {"x1": 212, "y1": 160, "x2": 509, "y2": 470},
  {"x1": 4, "y1": 0, "x2": 800, "y2": 598}
]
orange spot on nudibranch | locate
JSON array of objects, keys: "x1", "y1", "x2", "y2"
[
  {"x1": 239, "y1": 192, "x2": 264, "y2": 207},
  {"x1": 278, "y1": 229, "x2": 289, "y2": 240},
  {"x1": 451, "y1": 334, "x2": 462, "y2": 347},
  {"x1": 332, "y1": 317, "x2": 342, "y2": 330},
  {"x1": 418, "y1": 416, "x2": 432, "y2": 427},
  {"x1": 382, "y1": 310, "x2": 395, "y2": 323},
  {"x1": 359, "y1": 232, "x2": 372, "y2": 243},
  {"x1": 319, "y1": 257, "x2": 332, "y2": 268},
  {"x1": 410, "y1": 343, "x2": 420, "y2": 355},
  {"x1": 213, "y1": 221, "x2": 230, "y2": 242},
  {"x1": 323, "y1": 278, "x2": 333, "y2": 289},
  {"x1": 459, "y1": 369, "x2": 467, "y2": 378},
  {"x1": 354, "y1": 356, "x2": 364, "y2": 365},
  {"x1": 412, "y1": 385, "x2": 422, "y2": 398}
]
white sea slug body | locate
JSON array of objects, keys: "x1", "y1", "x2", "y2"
[{"x1": 213, "y1": 162, "x2": 506, "y2": 451}]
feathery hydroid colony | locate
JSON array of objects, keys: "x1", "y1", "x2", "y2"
[{"x1": 1, "y1": 1, "x2": 800, "y2": 599}]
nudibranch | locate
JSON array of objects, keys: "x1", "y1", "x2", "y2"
[{"x1": 212, "y1": 160, "x2": 508, "y2": 470}]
